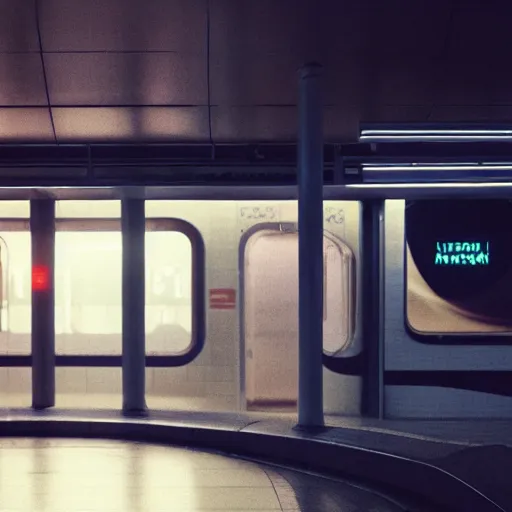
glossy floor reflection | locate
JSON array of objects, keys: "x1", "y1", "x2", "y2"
[
  {"x1": 0, "y1": 438, "x2": 433, "y2": 512},
  {"x1": 0, "y1": 393, "x2": 238, "y2": 412}
]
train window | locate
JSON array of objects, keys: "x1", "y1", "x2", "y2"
[
  {"x1": 55, "y1": 224, "x2": 193, "y2": 356},
  {"x1": 145, "y1": 230, "x2": 192, "y2": 356},
  {"x1": 405, "y1": 199, "x2": 512, "y2": 338},
  {"x1": 55, "y1": 231, "x2": 123, "y2": 355},
  {"x1": 0, "y1": 217, "x2": 197, "y2": 358},
  {"x1": 0, "y1": 232, "x2": 31, "y2": 355},
  {"x1": 323, "y1": 235, "x2": 356, "y2": 355}
]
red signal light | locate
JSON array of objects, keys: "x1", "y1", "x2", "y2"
[{"x1": 32, "y1": 265, "x2": 50, "y2": 292}]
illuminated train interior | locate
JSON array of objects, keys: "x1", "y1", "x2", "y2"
[{"x1": 0, "y1": 196, "x2": 510, "y2": 418}]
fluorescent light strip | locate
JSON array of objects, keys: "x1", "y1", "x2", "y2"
[
  {"x1": 362, "y1": 136, "x2": 512, "y2": 141},
  {"x1": 363, "y1": 164, "x2": 512, "y2": 172},
  {"x1": 362, "y1": 129, "x2": 512, "y2": 135},
  {"x1": 360, "y1": 128, "x2": 512, "y2": 141},
  {"x1": 345, "y1": 182, "x2": 512, "y2": 189}
]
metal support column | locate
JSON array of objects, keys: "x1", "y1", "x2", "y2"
[
  {"x1": 31, "y1": 200, "x2": 55, "y2": 409},
  {"x1": 361, "y1": 199, "x2": 384, "y2": 418},
  {"x1": 297, "y1": 63, "x2": 324, "y2": 428},
  {"x1": 121, "y1": 198, "x2": 146, "y2": 415}
]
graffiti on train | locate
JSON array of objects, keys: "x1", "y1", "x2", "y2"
[
  {"x1": 239, "y1": 206, "x2": 278, "y2": 220},
  {"x1": 324, "y1": 207, "x2": 345, "y2": 225}
]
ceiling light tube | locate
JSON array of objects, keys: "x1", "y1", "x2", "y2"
[
  {"x1": 363, "y1": 164, "x2": 512, "y2": 172},
  {"x1": 360, "y1": 128, "x2": 512, "y2": 142}
]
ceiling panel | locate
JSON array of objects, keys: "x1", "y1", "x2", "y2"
[
  {"x1": 211, "y1": 0, "x2": 322, "y2": 58},
  {"x1": 373, "y1": 59, "x2": 436, "y2": 107},
  {"x1": 40, "y1": 0, "x2": 207, "y2": 53},
  {"x1": 0, "y1": 1, "x2": 509, "y2": 144},
  {"x1": 429, "y1": 105, "x2": 512, "y2": 123},
  {"x1": 0, "y1": 53, "x2": 47, "y2": 106},
  {"x1": 0, "y1": 1, "x2": 39, "y2": 52},
  {"x1": 212, "y1": 104, "x2": 437, "y2": 144},
  {"x1": 325, "y1": 105, "x2": 434, "y2": 142},
  {"x1": 432, "y1": 57, "x2": 512, "y2": 106},
  {"x1": 0, "y1": 108, "x2": 54, "y2": 141},
  {"x1": 324, "y1": 106, "x2": 360, "y2": 141},
  {"x1": 449, "y1": 2, "x2": 512, "y2": 55},
  {"x1": 431, "y1": 3, "x2": 512, "y2": 106},
  {"x1": 210, "y1": 51, "x2": 435, "y2": 108},
  {"x1": 435, "y1": 3, "x2": 512, "y2": 106},
  {"x1": 210, "y1": 54, "x2": 299, "y2": 106},
  {"x1": 210, "y1": 0, "x2": 448, "y2": 110},
  {"x1": 211, "y1": 106, "x2": 297, "y2": 142},
  {"x1": 367, "y1": 105, "x2": 432, "y2": 124},
  {"x1": 210, "y1": 0, "x2": 449, "y2": 58},
  {"x1": 360, "y1": 0, "x2": 451, "y2": 55},
  {"x1": 45, "y1": 53, "x2": 207, "y2": 106},
  {"x1": 52, "y1": 107, "x2": 209, "y2": 142}
]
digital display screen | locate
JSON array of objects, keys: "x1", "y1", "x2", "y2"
[
  {"x1": 405, "y1": 199, "x2": 512, "y2": 333},
  {"x1": 435, "y1": 241, "x2": 489, "y2": 266}
]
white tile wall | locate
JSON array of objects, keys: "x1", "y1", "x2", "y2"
[
  {"x1": 186, "y1": 365, "x2": 206, "y2": 382},
  {"x1": 207, "y1": 201, "x2": 238, "y2": 270},
  {"x1": 186, "y1": 365, "x2": 234, "y2": 383},
  {"x1": 145, "y1": 367, "x2": 155, "y2": 391},
  {"x1": 0, "y1": 201, "x2": 29, "y2": 218},
  {"x1": 6, "y1": 334, "x2": 31, "y2": 355},
  {"x1": 7, "y1": 367, "x2": 31, "y2": 393},
  {"x1": 56, "y1": 368, "x2": 87, "y2": 394},
  {"x1": 150, "y1": 366, "x2": 188, "y2": 389},
  {"x1": 56, "y1": 200, "x2": 120, "y2": 218},
  {"x1": 0, "y1": 367, "x2": 9, "y2": 391},
  {"x1": 86, "y1": 368, "x2": 122, "y2": 393},
  {"x1": 206, "y1": 381, "x2": 235, "y2": 397},
  {"x1": 193, "y1": 343, "x2": 212, "y2": 365},
  {"x1": 146, "y1": 200, "x2": 210, "y2": 232}
]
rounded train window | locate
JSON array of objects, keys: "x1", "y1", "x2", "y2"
[{"x1": 406, "y1": 199, "x2": 512, "y2": 333}]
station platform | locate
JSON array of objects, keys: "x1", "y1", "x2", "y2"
[
  {"x1": 0, "y1": 437, "x2": 434, "y2": 512},
  {"x1": 0, "y1": 408, "x2": 509, "y2": 511}
]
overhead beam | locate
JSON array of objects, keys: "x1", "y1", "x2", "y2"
[
  {"x1": 1, "y1": 141, "x2": 512, "y2": 168},
  {"x1": 0, "y1": 183, "x2": 512, "y2": 201}
]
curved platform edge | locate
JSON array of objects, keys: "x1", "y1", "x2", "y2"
[{"x1": 0, "y1": 417, "x2": 504, "y2": 512}]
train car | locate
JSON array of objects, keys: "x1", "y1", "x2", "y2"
[
  {"x1": 0, "y1": 199, "x2": 362, "y2": 415},
  {"x1": 0, "y1": 197, "x2": 510, "y2": 419},
  {"x1": 385, "y1": 199, "x2": 512, "y2": 418}
]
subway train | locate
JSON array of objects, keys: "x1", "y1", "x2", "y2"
[{"x1": 0, "y1": 198, "x2": 511, "y2": 418}]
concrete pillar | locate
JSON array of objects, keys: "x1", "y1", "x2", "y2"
[
  {"x1": 361, "y1": 200, "x2": 384, "y2": 418},
  {"x1": 31, "y1": 200, "x2": 55, "y2": 409},
  {"x1": 297, "y1": 63, "x2": 324, "y2": 428},
  {"x1": 121, "y1": 198, "x2": 146, "y2": 414}
]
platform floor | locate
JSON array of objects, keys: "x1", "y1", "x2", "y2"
[
  {"x1": 0, "y1": 393, "x2": 238, "y2": 412},
  {"x1": 0, "y1": 437, "x2": 430, "y2": 512},
  {"x1": 0, "y1": 406, "x2": 510, "y2": 510},
  {"x1": 2, "y1": 392, "x2": 511, "y2": 448}
]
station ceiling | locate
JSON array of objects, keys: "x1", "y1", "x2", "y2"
[{"x1": 1, "y1": 0, "x2": 511, "y2": 144}]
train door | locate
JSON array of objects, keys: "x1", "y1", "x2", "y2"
[{"x1": 240, "y1": 223, "x2": 355, "y2": 412}]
